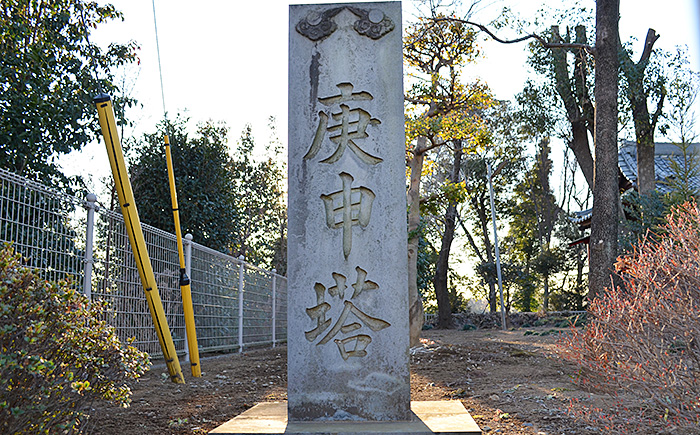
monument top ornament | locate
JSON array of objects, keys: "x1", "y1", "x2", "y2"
[{"x1": 296, "y1": 6, "x2": 395, "y2": 41}]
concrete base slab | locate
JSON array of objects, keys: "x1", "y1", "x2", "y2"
[{"x1": 209, "y1": 401, "x2": 481, "y2": 435}]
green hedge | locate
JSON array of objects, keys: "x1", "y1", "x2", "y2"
[{"x1": 0, "y1": 245, "x2": 150, "y2": 434}]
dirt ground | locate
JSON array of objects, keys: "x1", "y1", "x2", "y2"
[{"x1": 91, "y1": 327, "x2": 606, "y2": 434}]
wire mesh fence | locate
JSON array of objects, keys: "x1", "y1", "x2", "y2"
[
  {"x1": 0, "y1": 170, "x2": 86, "y2": 286},
  {"x1": 0, "y1": 168, "x2": 287, "y2": 359}
]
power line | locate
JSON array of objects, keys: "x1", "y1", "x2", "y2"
[
  {"x1": 152, "y1": 0, "x2": 167, "y2": 119},
  {"x1": 78, "y1": 5, "x2": 103, "y2": 94}
]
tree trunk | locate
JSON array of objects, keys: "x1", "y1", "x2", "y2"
[
  {"x1": 572, "y1": 25, "x2": 596, "y2": 137},
  {"x1": 433, "y1": 207, "x2": 456, "y2": 328},
  {"x1": 589, "y1": 0, "x2": 620, "y2": 300},
  {"x1": 433, "y1": 146, "x2": 463, "y2": 329},
  {"x1": 407, "y1": 137, "x2": 426, "y2": 346},
  {"x1": 619, "y1": 29, "x2": 662, "y2": 195},
  {"x1": 551, "y1": 25, "x2": 595, "y2": 190},
  {"x1": 636, "y1": 136, "x2": 656, "y2": 194},
  {"x1": 569, "y1": 122, "x2": 595, "y2": 190},
  {"x1": 486, "y1": 279, "x2": 497, "y2": 312}
]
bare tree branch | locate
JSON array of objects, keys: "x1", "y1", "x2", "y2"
[
  {"x1": 456, "y1": 211, "x2": 486, "y2": 264},
  {"x1": 638, "y1": 28, "x2": 660, "y2": 64},
  {"x1": 432, "y1": 17, "x2": 596, "y2": 56}
]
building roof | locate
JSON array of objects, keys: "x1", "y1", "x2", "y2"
[
  {"x1": 618, "y1": 140, "x2": 700, "y2": 195},
  {"x1": 568, "y1": 140, "x2": 700, "y2": 232},
  {"x1": 570, "y1": 208, "x2": 592, "y2": 225}
]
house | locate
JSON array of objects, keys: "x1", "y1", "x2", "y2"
[{"x1": 569, "y1": 140, "x2": 700, "y2": 245}]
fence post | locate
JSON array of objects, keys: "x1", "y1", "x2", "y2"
[
  {"x1": 183, "y1": 233, "x2": 193, "y2": 363},
  {"x1": 82, "y1": 193, "x2": 97, "y2": 302},
  {"x1": 271, "y1": 269, "x2": 277, "y2": 348},
  {"x1": 184, "y1": 234, "x2": 193, "y2": 277},
  {"x1": 238, "y1": 255, "x2": 245, "y2": 353}
]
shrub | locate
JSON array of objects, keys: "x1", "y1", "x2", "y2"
[
  {"x1": 0, "y1": 245, "x2": 150, "y2": 434},
  {"x1": 572, "y1": 313, "x2": 587, "y2": 328},
  {"x1": 533, "y1": 318, "x2": 548, "y2": 327},
  {"x1": 558, "y1": 202, "x2": 700, "y2": 433}
]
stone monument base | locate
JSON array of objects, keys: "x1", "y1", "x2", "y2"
[{"x1": 209, "y1": 401, "x2": 481, "y2": 435}]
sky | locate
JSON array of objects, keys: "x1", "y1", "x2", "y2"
[{"x1": 62, "y1": 0, "x2": 700, "y2": 195}]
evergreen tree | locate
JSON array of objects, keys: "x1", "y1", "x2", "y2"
[
  {"x1": 130, "y1": 117, "x2": 239, "y2": 254},
  {"x1": 129, "y1": 118, "x2": 287, "y2": 272},
  {"x1": 507, "y1": 138, "x2": 563, "y2": 311},
  {"x1": 229, "y1": 125, "x2": 287, "y2": 273},
  {"x1": 0, "y1": 0, "x2": 138, "y2": 189}
]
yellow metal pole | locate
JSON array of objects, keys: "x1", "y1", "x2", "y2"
[
  {"x1": 164, "y1": 134, "x2": 202, "y2": 377},
  {"x1": 94, "y1": 93, "x2": 185, "y2": 384}
]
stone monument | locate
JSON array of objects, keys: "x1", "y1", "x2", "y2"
[
  {"x1": 210, "y1": 2, "x2": 480, "y2": 433},
  {"x1": 286, "y1": 1, "x2": 410, "y2": 422}
]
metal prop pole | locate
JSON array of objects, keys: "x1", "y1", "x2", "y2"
[
  {"x1": 94, "y1": 93, "x2": 185, "y2": 384},
  {"x1": 164, "y1": 134, "x2": 201, "y2": 376}
]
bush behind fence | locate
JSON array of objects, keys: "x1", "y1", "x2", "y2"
[{"x1": 0, "y1": 168, "x2": 287, "y2": 359}]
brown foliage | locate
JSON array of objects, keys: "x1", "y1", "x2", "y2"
[{"x1": 558, "y1": 202, "x2": 700, "y2": 433}]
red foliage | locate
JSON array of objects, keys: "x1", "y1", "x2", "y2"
[{"x1": 558, "y1": 202, "x2": 700, "y2": 433}]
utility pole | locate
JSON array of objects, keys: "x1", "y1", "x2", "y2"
[{"x1": 487, "y1": 161, "x2": 508, "y2": 331}]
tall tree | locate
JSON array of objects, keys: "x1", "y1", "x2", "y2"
[
  {"x1": 588, "y1": 0, "x2": 620, "y2": 298},
  {"x1": 426, "y1": 0, "x2": 677, "y2": 298},
  {"x1": 432, "y1": 144, "x2": 463, "y2": 327},
  {"x1": 507, "y1": 138, "x2": 561, "y2": 311},
  {"x1": 458, "y1": 136, "x2": 524, "y2": 313},
  {"x1": 130, "y1": 117, "x2": 239, "y2": 254},
  {"x1": 0, "y1": 0, "x2": 137, "y2": 189},
  {"x1": 413, "y1": 5, "x2": 619, "y2": 302},
  {"x1": 526, "y1": 24, "x2": 596, "y2": 190},
  {"x1": 229, "y1": 125, "x2": 287, "y2": 273},
  {"x1": 404, "y1": 13, "x2": 493, "y2": 336},
  {"x1": 521, "y1": 7, "x2": 669, "y2": 294},
  {"x1": 523, "y1": 14, "x2": 665, "y2": 198},
  {"x1": 618, "y1": 29, "x2": 666, "y2": 194}
]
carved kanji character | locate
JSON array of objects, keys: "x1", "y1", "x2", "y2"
[
  {"x1": 335, "y1": 334, "x2": 372, "y2": 360},
  {"x1": 304, "y1": 83, "x2": 383, "y2": 165},
  {"x1": 321, "y1": 172, "x2": 375, "y2": 258},
  {"x1": 305, "y1": 269, "x2": 387, "y2": 359},
  {"x1": 351, "y1": 266, "x2": 378, "y2": 298}
]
